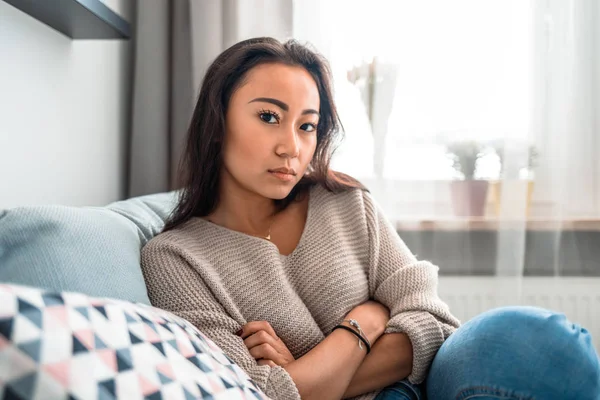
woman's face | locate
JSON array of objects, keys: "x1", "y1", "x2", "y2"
[{"x1": 222, "y1": 63, "x2": 320, "y2": 200}]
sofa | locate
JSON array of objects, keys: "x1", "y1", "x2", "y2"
[{"x1": 0, "y1": 192, "x2": 267, "y2": 399}]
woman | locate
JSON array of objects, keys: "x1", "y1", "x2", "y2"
[{"x1": 141, "y1": 37, "x2": 600, "y2": 400}]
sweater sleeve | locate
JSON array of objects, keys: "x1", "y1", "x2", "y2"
[
  {"x1": 362, "y1": 191, "x2": 461, "y2": 384},
  {"x1": 141, "y1": 239, "x2": 301, "y2": 400}
]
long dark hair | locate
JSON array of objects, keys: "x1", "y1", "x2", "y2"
[{"x1": 163, "y1": 37, "x2": 363, "y2": 232}]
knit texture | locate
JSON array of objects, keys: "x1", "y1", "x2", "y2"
[{"x1": 141, "y1": 185, "x2": 461, "y2": 399}]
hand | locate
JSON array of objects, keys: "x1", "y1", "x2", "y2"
[
  {"x1": 345, "y1": 301, "x2": 390, "y2": 344},
  {"x1": 237, "y1": 321, "x2": 295, "y2": 367}
]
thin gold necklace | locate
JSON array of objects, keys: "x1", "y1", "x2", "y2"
[
  {"x1": 209, "y1": 211, "x2": 275, "y2": 241},
  {"x1": 264, "y1": 212, "x2": 275, "y2": 241},
  {"x1": 265, "y1": 225, "x2": 272, "y2": 240}
]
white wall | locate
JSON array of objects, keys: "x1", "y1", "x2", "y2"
[{"x1": 0, "y1": 0, "x2": 133, "y2": 209}]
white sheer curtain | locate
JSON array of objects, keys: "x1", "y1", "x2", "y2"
[
  {"x1": 293, "y1": 0, "x2": 600, "y2": 238},
  {"x1": 294, "y1": 0, "x2": 600, "y2": 341}
]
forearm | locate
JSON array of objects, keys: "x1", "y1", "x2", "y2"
[
  {"x1": 284, "y1": 329, "x2": 368, "y2": 400},
  {"x1": 343, "y1": 333, "x2": 413, "y2": 398}
]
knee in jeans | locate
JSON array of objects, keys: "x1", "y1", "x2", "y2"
[
  {"x1": 467, "y1": 306, "x2": 599, "y2": 385},
  {"x1": 473, "y1": 306, "x2": 588, "y2": 344},
  {"x1": 428, "y1": 306, "x2": 600, "y2": 399}
]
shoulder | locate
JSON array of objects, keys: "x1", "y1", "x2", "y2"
[
  {"x1": 141, "y1": 218, "x2": 206, "y2": 261},
  {"x1": 309, "y1": 184, "x2": 376, "y2": 233},
  {"x1": 311, "y1": 183, "x2": 376, "y2": 217},
  {"x1": 311, "y1": 184, "x2": 394, "y2": 245}
]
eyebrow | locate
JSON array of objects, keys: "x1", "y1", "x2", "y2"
[{"x1": 248, "y1": 97, "x2": 320, "y2": 116}]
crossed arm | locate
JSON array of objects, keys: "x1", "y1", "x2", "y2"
[
  {"x1": 238, "y1": 313, "x2": 414, "y2": 399},
  {"x1": 342, "y1": 331, "x2": 414, "y2": 398}
]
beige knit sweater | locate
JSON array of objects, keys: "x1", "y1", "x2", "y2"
[{"x1": 141, "y1": 185, "x2": 460, "y2": 400}]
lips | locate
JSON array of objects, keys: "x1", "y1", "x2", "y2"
[
  {"x1": 268, "y1": 167, "x2": 297, "y2": 182},
  {"x1": 268, "y1": 167, "x2": 297, "y2": 176}
]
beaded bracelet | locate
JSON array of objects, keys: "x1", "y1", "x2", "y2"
[{"x1": 332, "y1": 325, "x2": 372, "y2": 354}]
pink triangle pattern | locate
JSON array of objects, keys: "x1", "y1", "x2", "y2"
[
  {"x1": 0, "y1": 335, "x2": 8, "y2": 351},
  {"x1": 138, "y1": 373, "x2": 159, "y2": 396},
  {"x1": 45, "y1": 360, "x2": 71, "y2": 388},
  {"x1": 96, "y1": 349, "x2": 117, "y2": 372},
  {"x1": 46, "y1": 306, "x2": 69, "y2": 326},
  {"x1": 74, "y1": 329, "x2": 95, "y2": 351},
  {"x1": 205, "y1": 337, "x2": 222, "y2": 352},
  {"x1": 209, "y1": 375, "x2": 224, "y2": 393},
  {"x1": 156, "y1": 363, "x2": 174, "y2": 380},
  {"x1": 144, "y1": 325, "x2": 161, "y2": 343},
  {"x1": 89, "y1": 298, "x2": 104, "y2": 307},
  {"x1": 177, "y1": 339, "x2": 195, "y2": 358}
]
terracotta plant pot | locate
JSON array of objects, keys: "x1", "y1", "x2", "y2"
[{"x1": 450, "y1": 180, "x2": 490, "y2": 217}]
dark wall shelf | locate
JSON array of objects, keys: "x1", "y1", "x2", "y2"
[{"x1": 3, "y1": 0, "x2": 130, "y2": 39}]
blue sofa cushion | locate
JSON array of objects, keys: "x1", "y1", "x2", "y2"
[{"x1": 0, "y1": 192, "x2": 177, "y2": 304}]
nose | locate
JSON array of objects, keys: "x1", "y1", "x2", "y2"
[{"x1": 275, "y1": 125, "x2": 300, "y2": 159}]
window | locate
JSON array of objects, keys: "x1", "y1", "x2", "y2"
[{"x1": 294, "y1": 0, "x2": 600, "y2": 218}]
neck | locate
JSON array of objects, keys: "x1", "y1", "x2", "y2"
[{"x1": 209, "y1": 177, "x2": 276, "y2": 237}]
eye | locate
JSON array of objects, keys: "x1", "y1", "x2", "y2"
[
  {"x1": 301, "y1": 123, "x2": 317, "y2": 132},
  {"x1": 258, "y1": 110, "x2": 280, "y2": 124}
]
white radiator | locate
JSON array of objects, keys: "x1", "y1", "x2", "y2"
[{"x1": 438, "y1": 277, "x2": 600, "y2": 351}]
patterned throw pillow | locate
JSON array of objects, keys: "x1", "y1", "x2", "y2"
[{"x1": 0, "y1": 284, "x2": 268, "y2": 400}]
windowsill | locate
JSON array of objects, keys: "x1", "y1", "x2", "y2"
[
  {"x1": 394, "y1": 219, "x2": 600, "y2": 277},
  {"x1": 361, "y1": 178, "x2": 600, "y2": 219},
  {"x1": 394, "y1": 217, "x2": 600, "y2": 231}
]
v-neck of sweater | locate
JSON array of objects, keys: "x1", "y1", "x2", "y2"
[{"x1": 193, "y1": 185, "x2": 319, "y2": 259}]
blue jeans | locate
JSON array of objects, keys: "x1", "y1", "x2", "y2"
[{"x1": 375, "y1": 306, "x2": 600, "y2": 400}]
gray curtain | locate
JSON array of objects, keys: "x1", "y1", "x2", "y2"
[{"x1": 127, "y1": 0, "x2": 293, "y2": 197}]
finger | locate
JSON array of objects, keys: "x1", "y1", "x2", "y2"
[
  {"x1": 240, "y1": 321, "x2": 279, "y2": 340},
  {"x1": 244, "y1": 330, "x2": 278, "y2": 350},
  {"x1": 257, "y1": 359, "x2": 277, "y2": 367},
  {"x1": 240, "y1": 321, "x2": 278, "y2": 340},
  {"x1": 249, "y1": 343, "x2": 279, "y2": 361}
]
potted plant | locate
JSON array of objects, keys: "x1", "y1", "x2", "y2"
[
  {"x1": 490, "y1": 142, "x2": 539, "y2": 216},
  {"x1": 446, "y1": 140, "x2": 489, "y2": 217}
]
